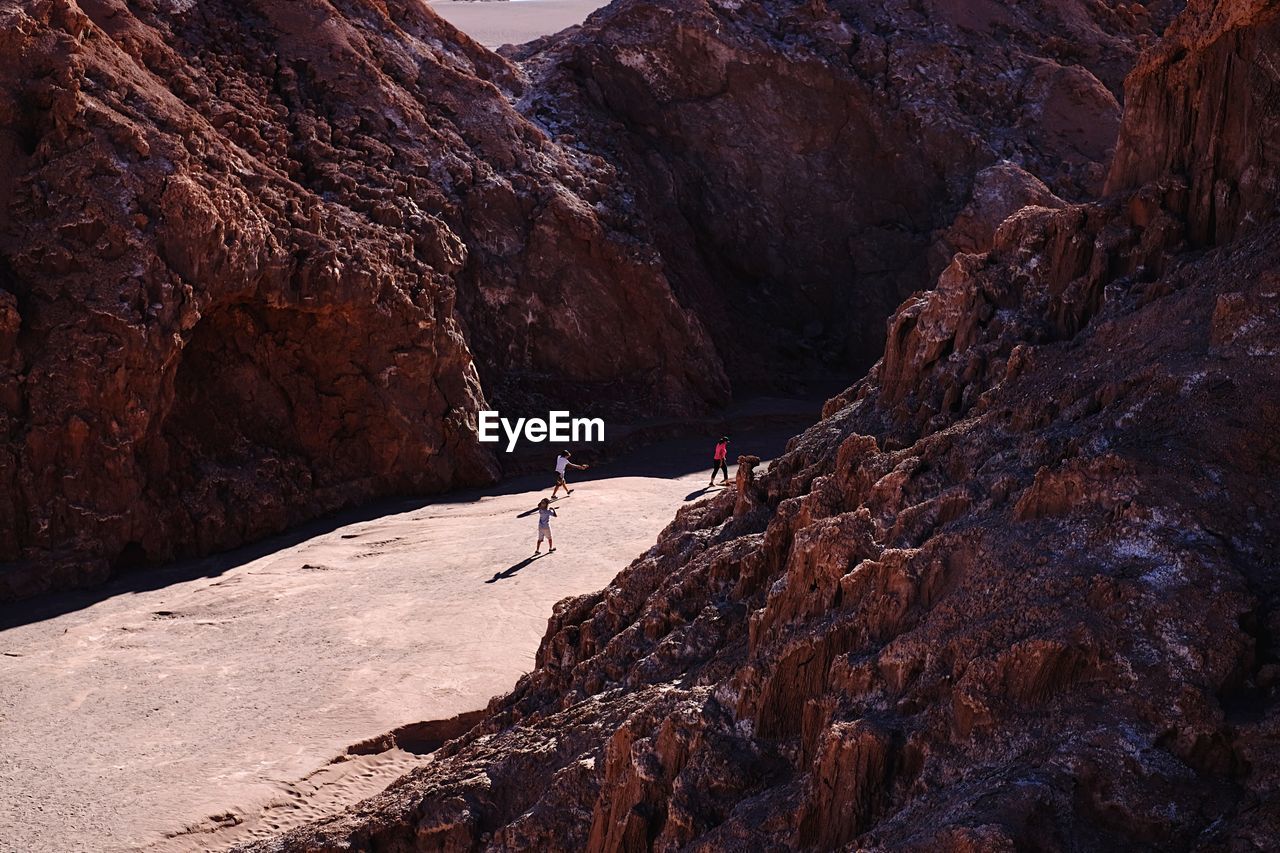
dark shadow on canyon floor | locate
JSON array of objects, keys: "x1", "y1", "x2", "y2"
[
  {"x1": 0, "y1": 393, "x2": 826, "y2": 632},
  {"x1": 685, "y1": 484, "x2": 730, "y2": 501},
  {"x1": 486, "y1": 553, "x2": 546, "y2": 583}
]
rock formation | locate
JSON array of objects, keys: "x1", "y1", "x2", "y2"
[
  {"x1": 0, "y1": 0, "x2": 1185, "y2": 597},
  {"x1": 0, "y1": 0, "x2": 727, "y2": 596},
  {"x1": 247, "y1": 0, "x2": 1280, "y2": 849},
  {"x1": 509, "y1": 0, "x2": 1182, "y2": 378},
  {"x1": 0, "y1": 0, "x2": 1184, "y2": 597}
]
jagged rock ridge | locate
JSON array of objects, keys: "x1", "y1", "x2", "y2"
[{"x1": 247, "y1": 0, "x2": 1280, "y2": 849}]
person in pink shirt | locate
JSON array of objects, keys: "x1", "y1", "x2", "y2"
[{"x1": 710, "y1": 436, "x2": 730, "y2": 486}]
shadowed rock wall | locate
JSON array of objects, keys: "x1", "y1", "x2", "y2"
[{"x1": 510, "y1": 0, "x2": 1183, "y2": 381}]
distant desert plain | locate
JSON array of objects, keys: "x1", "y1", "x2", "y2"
[{"x1": 429, "y1": 0, "x2": 611, "y2": 48}]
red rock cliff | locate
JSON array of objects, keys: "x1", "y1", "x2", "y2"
[
  {"x1": 251, "y1": 1, "x2": 1280, "y2": 849},
  {"x1": 1108, "y1": 0, "x2": 1280, "y2": 245},
  {"x1": 0, "y1": 0, "x2": 728, "y2": 596}
]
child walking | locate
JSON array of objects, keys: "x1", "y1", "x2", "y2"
[
  {"x1": 535, "y1": 498, "x2": 557, "y2": 554},
  {"x1": 551, "y1": 450, "x2": 589, "y2": 499}
]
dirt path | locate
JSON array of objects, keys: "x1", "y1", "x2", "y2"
[
  {"x1": 428, "y1": 0, "x2": 610, "y2": 48},
  {"x1": 0, "y1": 427, "x2": 797, "y2": 852}
]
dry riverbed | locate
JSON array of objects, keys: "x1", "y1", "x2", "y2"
[{"x1": 0, "y1": 429, "x2": 796, "y2": 852}]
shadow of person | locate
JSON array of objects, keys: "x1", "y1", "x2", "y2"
[
  {"x1": 485, "y1": 553, "x2": 544, "y2": 583},
  {"x1": 685, "y1": 486, "x2": 719, "y2": 501}
]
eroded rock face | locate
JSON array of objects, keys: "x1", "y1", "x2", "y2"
[
  {"x1": 250, "y1": 2, "x2": 1280, "y2": 850},
  {"x1": 0, "y1": 0, "x2": 727, "y2": 595},
  {"x1": 1108, "y1": 0, "x2": 1280, "y2": 245},
  {"x1": 510, "y1": 0, "x2": 1181, "y2": 378}
]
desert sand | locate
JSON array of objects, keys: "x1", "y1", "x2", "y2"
[
  {"x1": 428, "y1": 0, "x2": 610, "y2": 48},
  {"x1": 0, "y1": 430, "x2": 792, "y2": 852}
]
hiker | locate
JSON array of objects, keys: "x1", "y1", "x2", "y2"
[
  {"x1": 710, "y1": 436, "x2": 730, "y2": 486},
  {"x1": 535, "y1": 498, "x2": 557, "y2": 553},
  {"x1": 551, "y1": 450, "x2": 588, "y2": 498}
]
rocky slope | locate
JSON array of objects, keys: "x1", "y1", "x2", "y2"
[
  {"x1": 0, "y1": 0, "x2": 727, "y2": 596},
  {"x1": 509, "y1": 0, "x2": 1183, "y2": 379},
  {"x1": 248, "y1": 0, "x2": 1280, "y2": 849}
]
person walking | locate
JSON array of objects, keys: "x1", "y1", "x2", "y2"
[
  {"x1": 535, "y1": 498, "x2": 557, "y2": 553},
  {"x1": 551, "y1": 450, "x2": 588, "y2": 498},
  {"x1": 710, "y1": 436, "x2": 730, "y2": 486}
]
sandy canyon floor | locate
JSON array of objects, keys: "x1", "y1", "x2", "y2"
[
  {"x1": 0, "y1": 429, "x2": 794, "y2": 852},
  {"x1": 428, "y1": 0, "x2": 611, "y2": 48}
]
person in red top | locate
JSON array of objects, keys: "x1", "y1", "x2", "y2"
[{"x1": 710, "y1": 436, "x2": 730, "y2": 486}]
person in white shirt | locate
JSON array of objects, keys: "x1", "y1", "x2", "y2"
[{"x1": 551, "y1": 449, "x2": 588, "y2": 498}]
